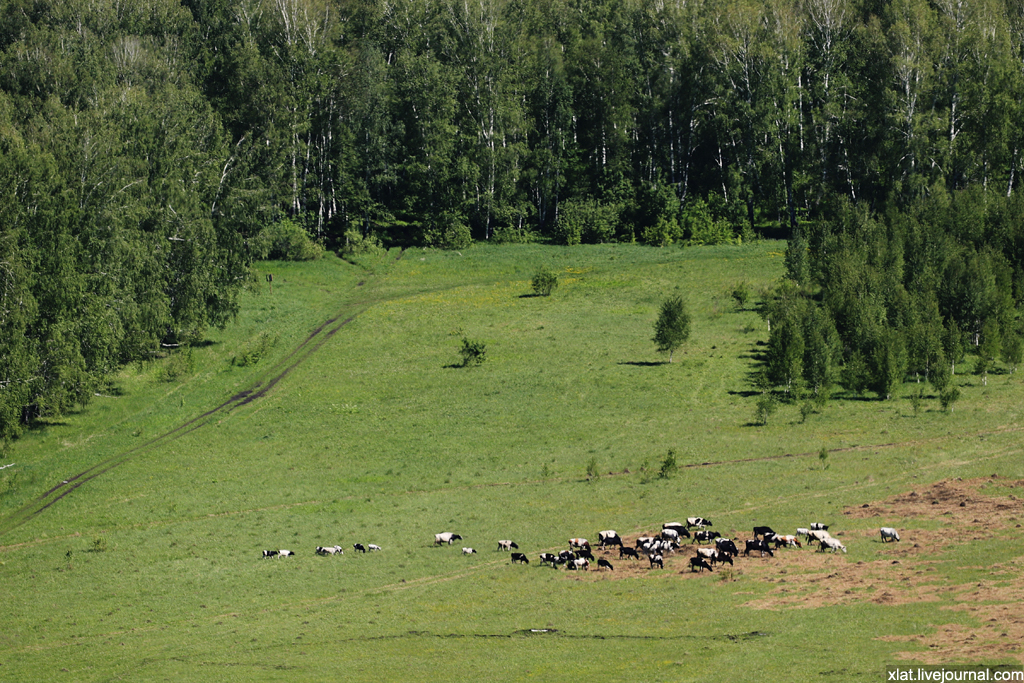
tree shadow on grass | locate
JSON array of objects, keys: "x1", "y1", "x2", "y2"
[{"x1": 618, "y1": 361, "x2": 668, "y2": 367}]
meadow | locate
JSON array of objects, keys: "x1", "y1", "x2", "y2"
[{"x1": 1, "y1": 241, "x2": 1023, "y2": 682}]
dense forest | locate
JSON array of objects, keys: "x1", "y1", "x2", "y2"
[{"x1": 3, "y1": 0, "x2": 1024, "y2": 438}]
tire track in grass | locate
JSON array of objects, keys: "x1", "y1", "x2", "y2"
[{"x1": 0, "y1": 253, "x2": 409, "y2": 538}]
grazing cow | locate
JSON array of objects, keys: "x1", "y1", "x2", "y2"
[
  {"x1": 715, "y1": 538, "x2": 739, "y2": 556},
  {"x1": 662, "y1": 523, "x2": 691, "y2": 539},
  {"x1": 649, "y1": 554, "x2": 664, "y2": 569},
  {"x1": 806, "y1": 529, "x2": 832, "y2": 546},
  {"x1": 316, "y1": 545, "x2": 344, "y2": 556},
  {"x1": 660, "y1": 528, "x2": 680, "y2": 543},
  {"x1": 810, "y1": 522, "x2": 829, "y2": 531},
  {"x1": 568, "y1": 538, "x2": 590, "y2": 551},
  {"x1": 497, "y1": 540, "x2": 519, "y2": 551},
  {"x1": 368, "y1": 544, "x2": 382, "y2": 552},
  {"x1": 880, "y1": 527, "x2": 900, "y2": 543},
  {"x1": 796, "y1": 527, "x2": 811, "y2": 539},
  {"x1": 262, "y1": 550, "x2": 279, "y2": 558},
  {"x1": 713, "y1": 550, "x2": 734, "y2": 566},
  {"x1": 686, "y1": 517, "x2": 712, "y2": 529},
  {"x1": 558, "y1": 549, "x2": 576, "y2": 563},
  {"x1": 820, "y1": 537, "x2": 847, "y2": 554},
  {"x1": 689, "y1": 556, "x2": 713, "y2": 572},
  {"x1": 597, "y1": 558, "x2": 614, "y2": 571},
  {"x1": 696, "y1": 547, "x2": 716, "y2": 560},
  {"x1": 539, "y1": 553, "x2": 558, "y2": 567},
  {"x1": 772, "y1": 535, "x2": 801, "y2": 549},
  {"x1": 744, "y1": 539, "x2": 774, "y2": 557},
  {"x1": 597, "y1": 530, "x2": 622, "y2": 548},
  {"x1": 353, "y1": 543, "x2": 367, "y2": 553},
  {"x1": 575, "y1": 549, "x2": 595, "y2": 562},
  {"x1": 635, "y1": 536, "x2": 655, "y2": 548},
  {"x1": 753, "y1": 526, "x2": 775, "y2": 539},
  {"x1": 619, "y1": 546, "x2": 640, "y2": 560},
  {"x1": 462, "y1": 547, "x2": 477, "y2": 555},
  {"x1": 692, "y1": 530, "x2": 721, "y2": 544},
  {"x1": 511, "y1": 552, "x2": 530, "y2": 564},
  {"x1": 434, "y1": 532, "x2": 462, "y2": 546},
  {"x1": 278, "y1": 549, "x2": 294, "y2": 557},
  {"x1": 568, "y1": 558, "x2": 589, "y2": 571}
]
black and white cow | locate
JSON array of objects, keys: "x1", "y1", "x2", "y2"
[
  {"x1": 539, "y1": 553, "x2": 559, "y2": 566},
  {"x1": 692, "y1": 530, "x2": 721, "y2": 544},
  {"x1": 353, "y1": 543, "x2": 367, "y2": 553},
  {"x1": 316, "y1": 545, "x2": 343, "y2": 556},
  {"x1": 649, "y1": 554, "x2": 664, "y2": 569},
  {"x1": 597, "y1": 558, "x2": 614, "y2": 571},
  {"x1": 662, "y1": 523, "x2": 692, "y2": 539},
  {"x1": 744, "y1": 539, "x2": 774, "y2": 557},
  {"x1": 569, "y1": 558, "x2": 589, "y2": 571},
  {"x1": 689, "y1": 556, "x2": 713, "y2": 572},
  {"x1": 434, "y1": 532, "x2": 463, "y2": 546},
  {"x1": 511, "y1": 552, "x2": 530, "y2": 564},
  {"x1": 262, "y1": 550, "x2": 279, "y2": 558},
  {"x1": 462, "y1": 547, "x2": 477, "y2": 554},
  {"x1": 715, "y1": 538, "x2": 740, "y2": 556},
  {"x1": 497, "y1": 540, "x2": 519, "y2": 551},
  {"x1": 598, "y1": 530, "x2": 623, "y2": 548},
  {"x1": 810, "y1": 522, "x2": 829, "y2": 531},
  {"x1": 753, "y1": 526, "x2": 775, "y2": 539},
  {"x1": 575, "y1": 549, "x2": 596, "y2": 562},
  {"x1": 568, "y1": 538, "x2": 590, "y2": 551},
  {"x1": 278, "y1": 549, "x2": 294, "y2": 557},
  {"x1": 686, "y1": 517, "x2": 712, "y2": 529}
]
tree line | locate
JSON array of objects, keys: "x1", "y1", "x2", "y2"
[{"x1": 4, "y1": 0, "x2": 1024, "y2": 436}]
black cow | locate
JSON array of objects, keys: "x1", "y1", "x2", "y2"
[
  {"x1": 689, "y1": 556, "x2": 713, "y2": 572},
  {"x1": 597, "y1": 558, "x2": 614, "y2": 571},
  {"x1": 511, "y1": 552, "x2": 529, "y2": 564},
  {"x1": 715, "y1": 538, "x2": 739, "y2": 556},
  {"x1": 575, "y1": 549, "x2": 595, "y2": 562},
  {"x1": 619, "y1": 546, "x2": 640, "y2": 560},
  {"x1": 712, "y1": 550, "x2": 734, "y2": 566},
  {"x1": 262, "y1": 550, "x2": 279, "y2": 558},
  {"x1": 753, "y1": 526, "x2": 775, "y2": 539},
  {"x1": 353, "y1": 543, "x2": 367, "y2": 553}
]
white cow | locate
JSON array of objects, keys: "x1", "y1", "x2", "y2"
[
  {"x1": 879, "y1": 527, "x2": 900, "y2": 543},
  {"x1": 434, "y1": 532, "x2": 462, "y2": 545}
]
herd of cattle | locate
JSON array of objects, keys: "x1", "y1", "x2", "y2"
[{"x1": 261, "y1": 518, "x2": 903, "y2": 571}]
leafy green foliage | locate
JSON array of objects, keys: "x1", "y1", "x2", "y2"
[
  {"x1": 458, "y1": 338, "x2": 487, "y2": 367},
  {"x1": 653, "y1": 296, "x2": 691, "y2": 362},
  {"x1": 658, "y1": 449, "x2": 678, "y2": 479},
  {"x1": 252, "y1": 218, "x2": 323, "y2": 261},
  {"x1": 530, "y1": 267, "x2": 558, "y2": 297}
]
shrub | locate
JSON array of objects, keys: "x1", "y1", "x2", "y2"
[
  {"x1": 160, "y1": 348, "x2": 194, "y2": 382},
  {"x1": 658, "y1": 449, "x2": 678, "y2": 479},
  {"x1": 252, "y1": 217, "x2": 323, "y2": 261},
  {"x1": 531, "y1": 267, "x2": 558, "y2": 297},
  {"x1": 233, "y1": 332, "x2": 278, "y2": 367},
  {"x1": 340, "y1": 227, "x2": 386, "y2": 259},
  {"x1": 423, "y1": 212, "x2": 472, "y2": 250},
  {"x1": 459, "y1": 338, "x2": 486, "y2": 367}
]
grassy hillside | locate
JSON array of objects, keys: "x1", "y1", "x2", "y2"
[{"x1": 1, "y1": 242, "x2": 1023, "y2": 681}]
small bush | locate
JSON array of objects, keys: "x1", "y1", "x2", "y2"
[
  {"x1": 252, "y1": 217, "x2": 323, "y2": 261},
  {"x1": 423, "y1": 212, "x2": 472, "y2": 250},
  {"x1": 160, "y1": 349, "x2": 194, "y2": 382},
  {"x1": 340, "y1": 227, "x2": 386, "y2": 259},
  {"x1": 658, "y1": 449, "x2": 678, "y2": 479},
  {"x1": 755, "y1": 394, "x2": 777, "y2": 425},
  {"x1": 586, "y1": 456, "x2": 599, "y2": 479},
  {"x1": 233, "y1": 332, "x2": 278, "y2": 367},
  {"x1": 531, "y1": 267, "x2": 558, "y2": 297},
  {"x1": 731, "y1": 281, "x2": 751, "y2": 308},
  {"x1": 459, "y1": 338, "x2": 486, "y2": 367}
]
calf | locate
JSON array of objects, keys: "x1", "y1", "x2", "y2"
[
  {"x1": 619, "y1": 546, "x2": 640, "y2": 560},
  {"x1": 353, "y1": 543, "x2": 367, "y2": 553},
  {"x1": 462, "y1": 547, "x2": 477, "y2": 555},
  {"x1": 597, "y1": 558, "x2": 614, "y2": 571},
  {"x1": 880, "y1": 527, "x2": 900, "y2": 543},
  {"x1": 497, "y1": 540, "x2": 519, "y2": 551},
  {"x1": 686, "y1": 517, "x2": 712, "y2": 529},
  {"x1": 368, "y1": 544, "x2": 382, "y2": 552},
  {"x1": 571, "y1": 558, "x2": 589, "y2": 571},
  {"x1": 689, "y1": 556, "x2": 713, "y2": 572},
  {"x1": 772, "y1": 535, "x2": 801, "y2": 549},
  {"x1": 752, "y1": 526, "x2": 775, "y2": 539},
  {"x1": 511, "y1": 552, "x2": 530, "y2": 564},
  {"x1": 744, "y1": 539, "x2": 774, "y2": 557},
  {"x1": 649, "y1": 554, "x2": 664, "y2": 569}
]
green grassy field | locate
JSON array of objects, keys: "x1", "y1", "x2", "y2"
[{"x1": 1, "y1": 241, "x2": 1023, "y2": 681}]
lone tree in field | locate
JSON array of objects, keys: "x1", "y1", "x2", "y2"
[{"x1": 653, "y1": 296, "x2": 691, "y2": 362}]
